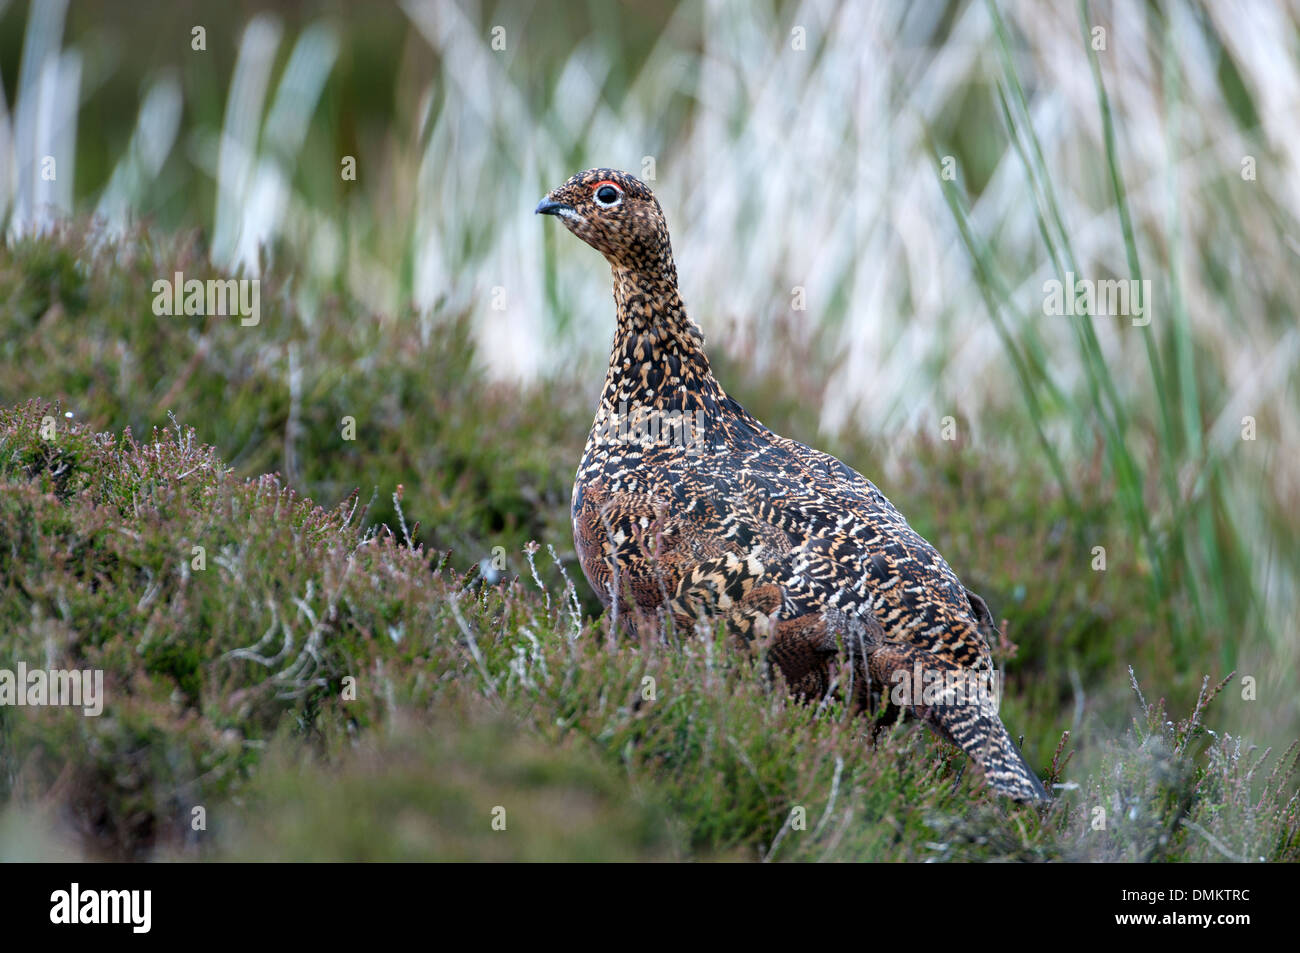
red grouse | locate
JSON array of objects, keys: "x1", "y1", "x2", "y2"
[{"x1": 536, "y1": 168, "x2": 1048, "y2": 802}]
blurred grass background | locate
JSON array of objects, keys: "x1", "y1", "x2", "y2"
[{"x1": 1, "y1": 0, "x2": 1298, "y2": 860}]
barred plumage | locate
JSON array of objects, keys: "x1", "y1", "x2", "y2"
[{"x1": 537, "y1": 168, "x2": 1048, "y2": 802}]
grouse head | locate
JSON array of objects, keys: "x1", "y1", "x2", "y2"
[{"x1": 536, "y1": 168, "x2": 675, "y2": 279}]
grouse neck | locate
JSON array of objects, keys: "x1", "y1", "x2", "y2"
[{"x1": 600, "y1": 264, "x2": 725, "y2": 417}]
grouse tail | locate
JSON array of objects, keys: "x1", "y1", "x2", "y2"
[{"x1": 931, "y1": 702, "x2": 1049, "y2": 802}]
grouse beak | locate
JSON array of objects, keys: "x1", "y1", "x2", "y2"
[{"x1": 534, "y1": 198, "x2": 572, "y2": 217}]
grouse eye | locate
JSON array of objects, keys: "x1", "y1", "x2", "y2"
[{"x1": 594, "y1": 184, "x2": 622, "y2": 207}]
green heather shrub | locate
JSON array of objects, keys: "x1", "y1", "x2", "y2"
[
  {"x1": 0, "y1": 397, "x2": 1296, "y2": 860},
  {"x1": 0, "y1": 228, "x2": 583, "y2": 589}
]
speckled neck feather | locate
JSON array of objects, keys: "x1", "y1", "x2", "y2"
[{"x1": 602, "y1": 265, "x2": 724, "y2": 419}]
